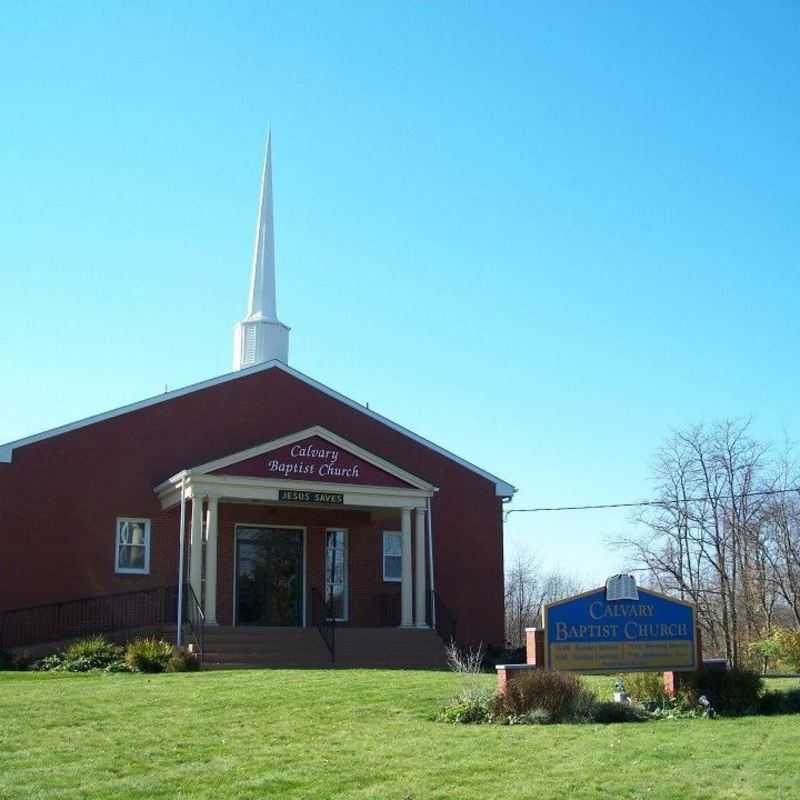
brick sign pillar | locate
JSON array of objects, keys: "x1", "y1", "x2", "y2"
[
  {"x1": 496, "y1": 628, "x2": 545, "y2": 695},
  {"x1": 526, "y1": 627, "x2": 545, "y2": 667}
]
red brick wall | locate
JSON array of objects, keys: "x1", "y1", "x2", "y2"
[{"x1": 0, "y1": 366, "x2": 506, "y2": 646}]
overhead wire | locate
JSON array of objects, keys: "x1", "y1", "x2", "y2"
[{"x1": 504, "y1": 486, "x2": 800, "y2": 517}]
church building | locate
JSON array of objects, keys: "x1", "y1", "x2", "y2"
[{"x1": 0, "y1": 137, "x2": 514, "y2": 667}]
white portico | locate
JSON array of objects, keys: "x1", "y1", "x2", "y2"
[{"x1": 155, "y1": 427, "x2": 437, "y2": 630}]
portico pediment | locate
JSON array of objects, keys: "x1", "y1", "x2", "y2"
[
  {"x1": 154, "y1": 426, "x2": 437, "y2": 510},
  {"x1": 209, "y1": 432, "x2": 414, "y2": 488}
]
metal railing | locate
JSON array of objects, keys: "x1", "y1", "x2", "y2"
[
  {"x1": 182, "y1": 583, "x2": 205, "y2": 662},
  {"x1": 311, "y1": 587, "x2": 335, "y2": 663},
  {"x1": 0, "y1": 585, "x2": 179, "y2": 650}
]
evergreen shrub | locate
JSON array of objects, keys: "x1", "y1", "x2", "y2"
[{"x1": 679, "y1": 667, "x2": 763, "y2": 716}]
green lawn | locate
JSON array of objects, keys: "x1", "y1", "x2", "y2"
[{"x1": 0, "y1": 670, "x2": 798, "y2": 800}]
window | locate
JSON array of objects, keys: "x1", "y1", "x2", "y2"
[
  {"x1": 115, "y1": 518, "x2": 151, "y2": 574},
  {"x1": 383, "y1": 531, "x2": 402, "y2": 582},
  {"x1": 325, "y1": 529, "x2": 348, "y2": 621}
]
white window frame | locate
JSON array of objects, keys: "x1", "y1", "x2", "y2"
[
  {"x1": 382, "y1": 531, "x2": 402, "y2": 583},
  {"x1": 115, "y1": 517, "x2": 151, "y2": 575},
  {"x1": 325, "y1": 528, "x2": 348, "y2": 622}
]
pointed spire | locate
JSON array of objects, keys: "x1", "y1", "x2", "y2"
[
  {"x1": 233, "y1": 131, "x2": 290, "y2": 370},
  {"x1": 246, "y1": 131, "x2": 277, "y2": 321}
]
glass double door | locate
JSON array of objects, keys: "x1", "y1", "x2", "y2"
[{"x1": 236, "y1": 526, "x2": 304, "y2": 626}]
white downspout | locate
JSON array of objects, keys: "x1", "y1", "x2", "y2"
[
  {"x1": 427, "y1": 494, "x2": 437, "y2": 630},
  {"x1": 176, "y1": 476, "x2": 187, "y2": 647}
]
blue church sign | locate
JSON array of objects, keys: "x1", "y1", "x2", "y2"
[{"x1": 543, "y1": 577, "x2": 698, "y2": 673}]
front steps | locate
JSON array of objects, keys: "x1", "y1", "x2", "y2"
[{"x1": 200, "y1": 626, "x2": 447, "y2": 669}]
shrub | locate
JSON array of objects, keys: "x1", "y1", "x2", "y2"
[
  {"x1": 500, "y1": 670, "x2": 595, "y2": 723},
  {"x1": 590, "y1": 701, "x2": 648, "y2": 724},
  {"x1": 778, "y1": 687, "x2": 800, "y2": 714},
  {"x1": 439, "y1": 688, "x2": 498, "y2": 724},
  {"x1": 758, "y1": 688, "x2": 800, "y2": 715},
  {"x1": 166, "y1": 647, "x2": 201, "y2": 673},
  {"x1": 125, "y1": 637, "x2": 174, "y2": 673},
  {"x1": 506, "y1": 707, "x2": 552, "y2": 726},
  {"x1": 32, "y1": 636, "x2": 125, "y2": 672},
  {"x1": 771, "y1": 629, "x2": 800, "y2": 672},
  {"x1": 63, "y1": 636, "x2": 122, "y2": 670},
  {"x1": 620, "y1": 672, "x2": 667, "y2": 705},
  {"x1": 751, "y1": 628, "x2": 800, "y2": 673},
  {"x1": 679, "y1": 667, "x2": 763, "y2": 716},
  {"x1": 445, "y1": 640, "x2": 486, "y2": 674},
  {"x1": 32, "y1": 653, "x2": 67, "y2": 672},
  {"x1": 104, "y1": 660, "x2": 134, "y2": 673}
]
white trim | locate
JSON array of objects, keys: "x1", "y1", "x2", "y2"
[
  {"x1": 382, "y1": 530, "x2": 403, "y2": 583},
  {"x1": 114, "y1": 517, "x2": 151, "y2": 575},
  {"x1": 0, "y1": 360, "x2": 515, "y2": 497},
  {"x1": 324, "y1": 528, "x2": 348, "y2": 623},
  {"x1": 233, "y1": 523, "x2": 307, "y2": 627},
  {"x1": 156, "y1": 473, "x2": 433, "y2": 513},
  {"x1": 427, "y1": 496, "x2": 436, "y2": 630}
]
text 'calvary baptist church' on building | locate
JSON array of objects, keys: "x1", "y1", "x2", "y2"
[{"x1": 0, "y1": 134, "x2": 515, "y2": 667}]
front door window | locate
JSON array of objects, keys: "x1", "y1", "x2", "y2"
[
  {"x1": 325, "y1": 529, "x2": 347, "y2": 621},
  {"x1": 236, "y1": 527, "x2": 304, "y2": 626}
]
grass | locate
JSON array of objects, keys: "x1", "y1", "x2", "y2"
[{"x1": 0, "y1": 670, "x2": 798, "y2": 800}]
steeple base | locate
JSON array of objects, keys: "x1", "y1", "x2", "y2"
[{"x1": 233, "y1": 318, "x2": 290, "y2": 370}]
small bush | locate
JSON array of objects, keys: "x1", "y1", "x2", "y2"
[
  {"x1": 620, "y1": 672, "x2": 667, "y2": 704},
  {"x1": 500, "y1": 671, "x2": 595, "y2": 723},
  {"x1": 32, "y1": 653, "x2": 67, "y2": 672},
  {"x1": 506, "y1": 707, "x2": 552, "y2": 726},
  {"x1": 62, "y1": 636, "x2": 122, "y2": 670},
  {"x1": 125, "y1": 638, "x2": 174, "y2": 673},
  {"x1": 439, "y1": 688, "x2": 498, "y2": 724},
  {"x1": 32, "y1": 636, "x2": 125, "y2": 672},
  {"x1": 445, "y1": 640, "x2": 486, "y2": 674},
  {"x1": 104, "y1": 660, "x2": 134, "y2": 673},
  {"x1": 758, "y1": 688, "x2": 800, "y2": 715},
  {"x1": 166, "y1": 647, "x2": 201, "y2": 673},
  {"x1": 751, "y1": 628, "x2": 800, "y2": 672},
  {"x1": 590, "y1": 701, "x2": 648, "y2": 724},
  {"x1": 679, "y1": 667, "x2": 763, "y2": 716}
]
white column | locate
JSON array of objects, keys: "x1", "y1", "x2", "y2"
[
  {"x1": 189, "y1": 494, "x2": 204, "y2": 604},
  {"x1": 400, "y1": 508, "x2": 413, "y2": 627},
  {"x1": 204, "y1": 496, "x2": 219, "y2": 625},
  {"x1": 414, "y1": 507, "x2": 427, "y2": 627}
]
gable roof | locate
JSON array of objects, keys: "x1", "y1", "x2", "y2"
[{"x1": 0, "y1": 360, "x2": 516, "y2": 497}]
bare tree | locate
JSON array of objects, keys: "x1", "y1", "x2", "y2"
[
  {"x1": 613, "y1": 419, "x2": 797, "y2": 667},
  {"x1": 504, "y1": 550, "x2": 582, "y2": 647}
]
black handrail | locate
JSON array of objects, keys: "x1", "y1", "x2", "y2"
[
  {"x1": 0, "y1": 585, "x2": 179, "y2": 650},
  {"x1": 432, "y1": 589, "x2": 457, "y2": 644},
  {"x1": 182, "y1": 583, "x2": 205, "y2": 663},
  {"x1": 311, "y1": 587, "x2": 335, "y2": 663}
]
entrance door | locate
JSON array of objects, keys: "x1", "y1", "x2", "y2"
[{"x1": 236, "y1": 526, "x2": 304, "y2": 626}]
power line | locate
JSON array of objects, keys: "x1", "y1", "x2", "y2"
[{"x1": 505, "y1": 486, "x2": 800, "y2": 516}]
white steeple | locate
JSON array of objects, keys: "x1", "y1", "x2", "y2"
[{"x1": 233, "y1": 131, "x2": 290, "y2": 370}]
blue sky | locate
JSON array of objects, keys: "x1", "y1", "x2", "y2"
[{"x1": 1, "y1": 3, "x2": 798, "y2": 582}]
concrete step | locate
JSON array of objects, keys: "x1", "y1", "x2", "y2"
[{"x1": 197, "y1": 625, "x2": 445, "y2": 669}]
